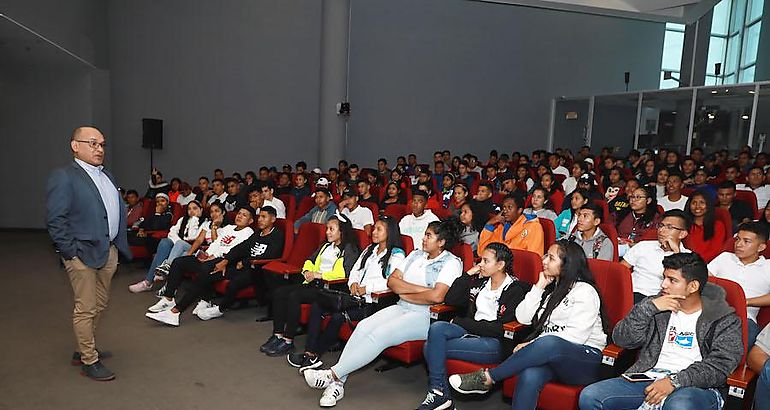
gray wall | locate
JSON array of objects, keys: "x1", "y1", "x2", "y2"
[
  {"x1": 107, "y1": 0, "x2": 323, "y2": 193},
  {"x1": 345, "y1": 0, "x2": 665, "y2": 165}
]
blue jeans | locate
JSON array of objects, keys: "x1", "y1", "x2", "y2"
[
  {"x1": 487, "y1": 335, "x2": 603, "y2": 410},
  {"x1": 144, "y1": 238, "x2": 191, "y2": 283},
  {"x1": 579, "y1": 377, "x2": 721, "y2": 410},
  {"x1": 424, "y1": 321, "x2": 502, "y2": 392},
  {"x1": 748, "y1": 319, "x2": 759, "y2": 350},
  {"x1": 757, "y1": 360, "x2": 770, "y2": 410},
  {"x1": 330, "y1": 304, "x2": 429, "y2": 382}
]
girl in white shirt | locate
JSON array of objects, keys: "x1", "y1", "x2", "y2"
[
  {"x1": 287, "y1": 216, "x2": 406, "y2": 372},
  {"x1": 304, "y1": 219, "x2": 464, "y2": 407},
  {"x1": 449, "y1": 240, "x2": 608, "y2": 410}
]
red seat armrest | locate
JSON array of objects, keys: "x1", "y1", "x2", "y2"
[
  {"x1": 503, "y1": 321, "x2": 527, "y2": 339},
  {"x1": 250, "y1": 258, "x2": 280, "y2": 266},
  {"x1": 371, "y1": 290, "x2": 393, "y2": 303},
  {"x1": 430, "y1": 304, "x2": 456, "y2": 320},
  {"x1": 601, "y1": 343, "x2": 627, "y2": 366},
  {"x1": 322, "y1": 278, "x2": 348, "y2": 289},
  {"x1": 145, "y1": 230, "x2": 169, "y2": 239},
  {"x1": 726, "y1": 365, "x2": 757, "y2": 399}
]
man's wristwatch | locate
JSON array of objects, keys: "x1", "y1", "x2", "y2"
[{"x1": 669, "y1": 374, "x2": 682, "y2": 390}]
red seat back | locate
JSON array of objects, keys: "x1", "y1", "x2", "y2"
[
  {"x1": 353, "y1": 229, "x2": 372, "y2": 250},
  {"x1": 708, "y1": 277, "x2": 749, "y2": 367},
  {"x1": 598, "y1": 222, "x2": 619, "y2": 262},
  {"x1": 550, "y1": 190, "x2": 565, "y2": 214},
  {"x1": 286, "y1": 223, "x2": 326, "y2": 267},
  {"x1": 296, "y1": 196, "x2": 316, "y2": 219},
  {"x1": 539, "y1": 218, "x2": 556, "y2": 254},
  {"x1": 400, "y1": 234, "x2": 415, "y2": 254},
  {"x1": 274, "y1": 219, "x2": 293, "y2": 262},
  {"x1": 734, "y1": 190, "x2": 759, "y2": 219},
  {"x1": 714, "y1": 208, "x2": 732, "y2": 237},
  {"x1": 758, "y1": 307, "x2": 770, "y2": 328},
  {"x1": 170, "y1": 202, "x2": 184, "y2": 224},
  {"x1": 141, "y1": 198, "x2": 155, "y2": 220},
  {"x1": 277, "y1": 194, "x2": 296, "y2": 220},
  {"x1": 450, "y1": 243, "x2": 475, "y2": 272},
  {"x1": 383, "y1": 204, "x2": 408, "y2": 221},
  {"x1": 360, "y1": 202, "x2": 379, "y2": 219},
  {"x1": 592, "y1": 199, "x2": 611, "y2": 223},
  {"x1": 511, "y1": 249, "x2": 542, "y2": 284},
  {"x1": 586, "y1": 259, "x2": 633, "y2": 329}
]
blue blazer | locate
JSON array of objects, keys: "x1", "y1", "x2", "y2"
[{"x1": 46, "y1": 161, "x2": 132, "y2": 268}]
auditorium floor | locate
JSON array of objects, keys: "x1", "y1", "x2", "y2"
[{"x1": 0, "y1": 232, "x2": 509, "y2": 410}]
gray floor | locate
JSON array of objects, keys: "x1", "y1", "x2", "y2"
[{"x1": 0, "y1": 231, "x2": 509, "y2": 410}]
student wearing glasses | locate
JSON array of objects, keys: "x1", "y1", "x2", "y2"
[
  {"x1": 615, "y1": 186, "x2": 661, "y2": 255},
  {"x1": 621, "y1": 210, "x2": 691, "y2": 304}
]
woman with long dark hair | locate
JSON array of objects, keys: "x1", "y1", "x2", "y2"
[
  {"x1": 379, "y1": 181, "x2": 406, "y2": 212},
  {"x1": 554, "y1": 189, "x2": 589, "y2": 238},
  {"x1": 287, "y1": 216, "x2": 405, "y2": 372},
  {"x1": 260, "y1": 214, "x2": 361, "y2": 357},
  {"x1": 685, "y1": 190, "x2": 726, "y2": 262},
  {"x1": 303, "y1": 219, "x2": 464, "y2": 407},
  {"x1": 459, "y1": 202, "x2": 486, "y2": 253},
  {"x1": 523, "y1": 187, "x2": 558, "y2": 221},
  {"x1": 449, "y1": 240, "x2": 608, "y2": 410},
  {"x1": 417, "y1": 243, "x2": 531, "y2": 410},
  {"x1": 616, "y1": 186, "x2": 661, "y2": 250}
]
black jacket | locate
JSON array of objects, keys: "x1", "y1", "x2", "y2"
[
  {"x1": 444, "y1": 274, "x2": 531, "y2": 341},
  {"x1": 224, "y1": 226, "x2": 285, "y2": 266}
]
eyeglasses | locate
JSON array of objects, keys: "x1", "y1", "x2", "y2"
[
  {"x1": 656, "y1": 222, "x2": 686, "y2": 231},
  {"x1": 628, "y1": 195, "x2": 648, "y2": 200},
  {"x1": 74, "y1": 140, "x2": 106, "y2": 149}
]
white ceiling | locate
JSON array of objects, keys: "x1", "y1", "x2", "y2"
[{"x1": 474, "y1": 0, "x2": 721, "y2": 23}]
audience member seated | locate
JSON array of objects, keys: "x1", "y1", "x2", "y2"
[
  {"x1": 274, "y1": 172, "x2": 292, "y2": 196},
  {"x1": 286, "y1": 216, "x2": 404, "y2": 372},
  {"x1": 125, "y1": 189, "x2": 144, "y2": 228},
  {"x1": 515, "y1": 165, "x2": 535, "y2": 192},
  {"x1": 523, "y1": 187, "x2": 557, "y2": 221},
  {"x1": 247, "y1": 188, "x2": 263, "y2": 212},
  {"x1": 761, "y1": 200, "x2": 770, "y2": 230},
  {"x1": 685, "y1": 191, "x2": 726, "y2": 262},
  {"x1": 224, "y1": 178, "x2": 247, "y2": 212},
  {"x1": 166, "y1": 178, "x2": 181, "y2": 203},
  {"x1": 338, "y1": 189, "x2": 374, "y2": 236},
  {"x1": 356, "y1": 179, "x2": 377, "y2": 206},
  {"x1": 562, "y1": 174, "x2": 603, "y2": 212},
  {"x1": 145, "y1": 168, "x2": 170, "y2": 199},
  {"x1": 440, "y1": 174, "x2": 456, "y2": 207},
  {"x1": 419, "y1": 243, "x2": 530, "y2": 410},
  {"x1": 144, "y1": 206, "x2": 256, "y2": 326},
  {"x1": 188, "y1": 206, "x2": 285, "y2": 320},
  {"x1": 549, "y1": 153, "x2": 569, "y2": 178},
  {"x1": 380, "y1": 182, "x2": 406, "y2": 212},
  {"x1": 303, "y1": 219, "x2": 463, "y2": 407},
  {"x1": 638, "y1": 158, "x2": 658, "y2": 186},
  {"x1": 129, "y1": 200, "x2": 203, "y2": 293},
  {"x1": 260, "y1": 215, "x2": 360, "y2": 357},
  {"x1": 608, "y1": 178, "x2": 638, "y2": 224},
  {"x1": 448, "y1": 184, "x2": 469, "y2": 215},
  {"x1": 485, "y1": 164, "x2": 501, "y2": 192},
  {"x1": 708, "y1": 221, "x2": 769, "y2": 348},
  {"x1": 292, "y1": 173, "x2": 312, "y2": 205},
  {"x1": 399, "y1": 190, "x2": 440, "y2": 251},
  {"x1": 569, "y1": 202, "x2": 614, "y2": 261},
  {"x1": 127, "y1": 192, "x2": 173, "y2": 252},
  {"x1": 176, "y1": 182, "x2": 196, "y2": 206},
  {"x1": 260, "y1": 182, "x2": 286, "y2": 219},
  {"x1": 449, "y1": 241, "x2": 607, "y2": 409},
  {"x1": 457, "y1": 161, "x2": 475, "y2": 187},
  {"x1": 554, "y1": 188, "x2": 590, "y2": 238},
  {"x1": 717, "y1": 180, "x2": 753, "y2": 233},
  {"x1": 580, "y1": 253, "x2": 743, "y2": 410},
  {"x1": 471, "y1": 181, "x2": 496, "y2": 217},
  {"x1": 205, "y1": 178, "x2": 228, "y2": 206},
  {"x1": 658, "y1": 173, "x2": 689, "y2": 212},
  {"x1": 748, "y1": 323, "x2": 770, "y2": 410},
  {"x1": 479, "y1": 194, "x2": 544, "y2": 256},
  {"x1": 416, "y1": 182, "x2": 443, "y2": 210},
  {"x1": 622, "y1": 210, "x2": 691, "y2": 303},
  {"x1": 738, "y1": 166, "x2": 770, "y2": 211},
  {"x1": 459, "y1": 202, "x2": 485, "y2": 254},
  {"x1": 616, "y1": 186, "x2": 660, "y2": 252},
  {"x1": 690, "y1": 169, "x2": 717, "y2": 201},
  {"x1": 654, "y1": 168, "x2": 669, "y2": 198},
  {"x1": 563, "y1": 161, "x2": 587, "y2": 196},
  {"x1": 294, "y1": 188, "x2": 337, "y2": 234}
]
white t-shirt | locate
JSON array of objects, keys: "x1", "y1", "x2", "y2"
[
  {"x1": 623, "y1": 240, "x2": 691, "y2": 296},
  {"x1": 395, "y1": 250, "x2": 462, "y2": 312},
  {"x1": 342, "y1": 205, "x2": 374, "y2": 230},
  {"x1": 708, "y1": 252, "x2": 770, "y2": 322},
  {"x1": 552, "y1": 166, "x2": 569, "y2": 178},
  {"x1": 399, "y1": 210, "x2": 440, "y2": 250},
  {"x1": 176, "y1": 192, "x2": 197, "y2": 206},
  {"x1": 348, "y1": 246, "x2": 406, "y2": 303},
  {"x1": 737, "y1": 184, "x2": 770, "y2": 210},
  {"x1": 208, "y1": 192, "x2": 228, "y2": 205},
  {"x1": 650, "y1": 310, "x2": 703, "y2": 374},
  {"x1": 474, "y1": 275, "x2": 514, "y2": 321},
  {"x1": 262, "y1": 197, "x2": 286, "y2": 219},
  {"x1": 563, "y1": 177, "x2": 577, "y2": 196},
  {"x1": 318, "y1": 243, "x2": 341, "y2": 274},
  {"x1": 658, "y1": 195, "x2": 689, "y2": 212},
  {"x1": 205, "y1": 225, "x2": 254, "y2": 258}
]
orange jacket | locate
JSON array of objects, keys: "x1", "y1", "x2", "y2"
[{"x1": 479, "y1": 214, "x2": 544, "y2": 256}]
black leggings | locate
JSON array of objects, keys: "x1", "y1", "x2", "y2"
[
  {"x1": 163, "y1": 255, "x2": 222, "y2": 312},
  {"x1": 304, "y1": 302, "x2": 372, "y2": 356},
  {"x1": 272, "y1": 284, "x2": 328, "y2": 339},
  {"x1": 218, "y1": 266, "x2": 266, "y2": 311}
]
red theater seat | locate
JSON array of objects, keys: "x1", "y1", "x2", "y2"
[
  {"x1": 539, "y1": 218, "x2": 556, "y2": 254},
  {"x1": 734, "y1": 190, "x2": 759, "y2": 219},
  {"x1": 263, "y1": 222, "x2": 325, "y2": 279},
  {"x1": 277, "y1": 194, "x2": 296, "y2": 221}
]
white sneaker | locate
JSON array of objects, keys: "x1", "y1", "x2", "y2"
[
  {"x1": 319, "y1": 382, "x2": 344, "y2": 407},
  {"x1": 147, "y1": 298, "x2": 176, "y2": 313},
  {"x1": 128, "y1": 280, "x2": 152, "y2": 293},
  {"x1": 145, "y1": 310, "x2": 179, "y2": 326},
  {"x1": 304, "y1": 369, "x2": 335, "y2": 390},
  {"x1": 196, "y1": 305, "x2": 223, "y2": 321},
  {"x1": 192, "y1": 300, "x2": 212, "y2": 316}
]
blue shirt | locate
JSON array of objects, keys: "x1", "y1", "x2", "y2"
[{"x1": 75, "y1": 158, "x2": 121, "y2": 241}]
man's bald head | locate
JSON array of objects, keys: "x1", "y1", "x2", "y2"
[{"x1": 71, "y1": 126, "x2": 106, "y2": 167}]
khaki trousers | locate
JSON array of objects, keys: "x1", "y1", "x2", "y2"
[{"x1": 62, "y1": 246, "x2": 118, "y2": 365}]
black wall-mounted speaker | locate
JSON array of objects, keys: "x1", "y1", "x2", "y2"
[{"x1": 142, "y1": 118, "x2": 163, "y2": 149}]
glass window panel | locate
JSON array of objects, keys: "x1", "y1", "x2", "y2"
[
  {"x1": 662, "y1": 31, "x2": 684, "y2": 71},
  {"x1": 725, "y1": 35, "x2": 740, "y2": 73},
  {"x1": 712, "y1": 0, "x2": 731, "y2": 35},
  {"x1": 705, "y1": 75, "x2": 719, "y2": 86},
  {"x1": 666, "y1": 23, "x2": 686, "y2": 31},
  {"x1": 707, "y1": 37, "x2": 726, "y2": 75},
  {"x1": 725, "y1": 73, "x2": 737, "y2": 84},
  {"x1": 730, "y1": 0, "x2": 747, "y2": 34},
  {"x1": 747, "y1": 0, "x2": 764, "y2": 22},
  {"x1": 740, "y1": 65, "x2": 755, "y2": 82},
  {"x1": 660, "y1": 72, "x2": 681, "y2": 89},
  {"x1": 742, "y1": 22, "x2": 761, "y2": 66}
]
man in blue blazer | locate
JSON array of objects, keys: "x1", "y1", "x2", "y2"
[{"x1": 46, "y1": 126, "x2": 132, "y2": 381}]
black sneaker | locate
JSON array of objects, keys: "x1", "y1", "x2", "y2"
[
  {"x1": 80, "y1": 360, "x2": 116, "y2": 381},
  {"x1": 288, "y1": 353, "x2": 323, "y2": 373},
  {"x1": 154, "y1": 262, "x2": 170, "y2": 276},
  {"x1": 417, "y1": 389, "x2": 454, "y2": 410},
  {"x1": 259, "y1": 335, "x2": 281, "y2": 353},
  {"x1": 266, "y1": 339, "x2": 294, "y2": 357},
  {"x1": 71, "y1": 349, "x2": 112, "y2": 366}
]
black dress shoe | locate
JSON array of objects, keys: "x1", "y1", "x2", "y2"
[
  {"x1": 71, "y1": 349, "x2": 112, "y2": 366},
  {"x1": 81, "y1": 361, "x2": 116, "y2": 381}
]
